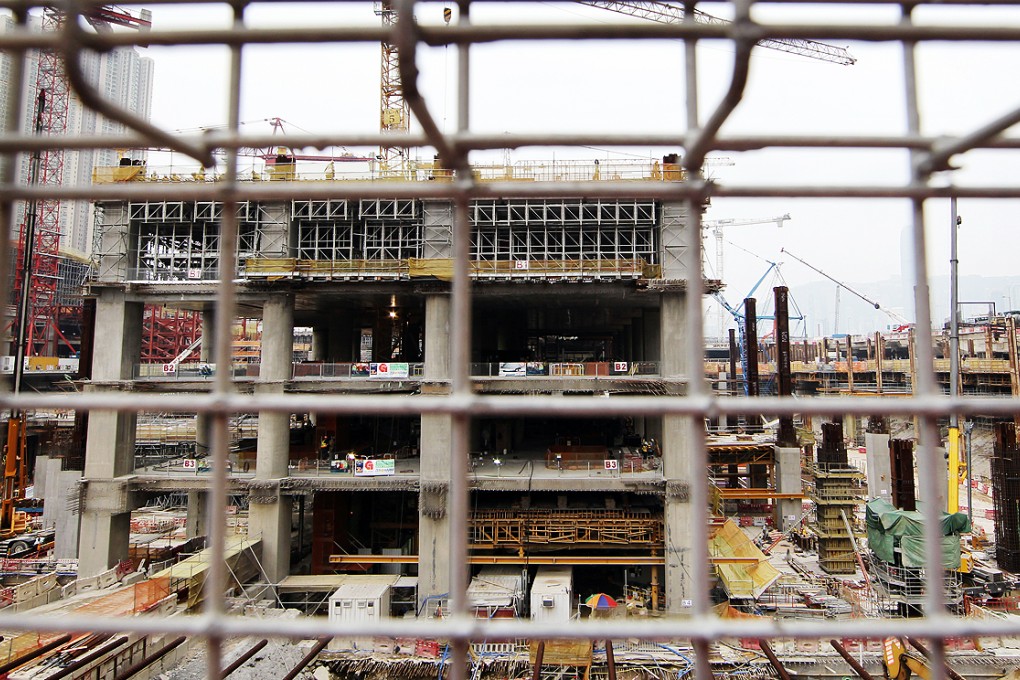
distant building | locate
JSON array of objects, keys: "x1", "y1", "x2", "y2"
[{"x1": 0, "y1": 13, "x2": 153, "y2": 255}]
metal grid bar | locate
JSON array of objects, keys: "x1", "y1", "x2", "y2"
[{"x1": 0, "y1": 1, "x2": 1017, "y2": 680}]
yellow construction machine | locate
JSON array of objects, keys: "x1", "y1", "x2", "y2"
[
  {"x1": 883, "y1": 637, "x2": 932, "y2": 680},
  {"x1": 883, "y1": 637, "x2": 970, "y2": 680}
]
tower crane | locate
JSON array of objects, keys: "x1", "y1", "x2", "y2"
[
  {"x1": 10, "y1": 6, "x2": 151, "y2": 361},
  {"x1": 780, "y1": 247, "x2": 912, "y2": 330},
  {"x1": 702, "y1": 213, "x2": 790, "y2": 339},
  {"x1": 577, "y1": 2, "x2": 856, "y2": 65},
  {"x1": 702, "y1": 213, "x2": 790, "y2": 285},
  {"x1": 375, "y1": 1, "x2": 410, "y2": 176},
  {"x1": 375, "y1": 3, "x2": 854, "y2": 175}
]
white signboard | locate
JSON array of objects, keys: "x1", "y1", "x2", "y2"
[
  {"x1": 499, "y1": 362, "x2": 527, "y2": 377},
  {"x1": 182, "y1": 459, "x2": 197, "y2": 470},
  {"x1": 370, "y1": 362, "x2": 409, "y2": 379},
  {"x1": 355, "y1": 458, "x2": 396, "y2": 477},
  {"x1": 187, "y1": 268, "x2": 202, "y2": 280},
  {"x1": 513, "y1": 260, "x2": 529, "y2": 270},
  {"x1": 613, "y1": 361, "x2": 628, "y2": 372},
  {"x1": 162, "y1": 363, "x2": 175, "y2": 374},
  {"x1": 604, "y1": 459, "x2": 618, "y2": 470}
]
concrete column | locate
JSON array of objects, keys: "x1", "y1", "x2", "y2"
[
  {"x1": 424, "y1": 295, "x2": 451, "y2": 381},
  {"x1": 200, "y1": 308, "x2": 215, "y2": 362},
  {"x1": 774, "y1": 446, "x2": 803, "y2": 530},
  {"x1": 422, "y1": 200, "x2": 453, "y2": 259},
  {"x1": 326, "y1": 312, "x2": 356, "y2": 362},
  {"x1": 418, "y1": 415, "x2": 452, "y2": 607},
  {"x1": 259, "y1": 202, "x2": 291, "y2": 257},
  {"x1": 41, "y1": 457, "x2": 82, "y2": 559},
  {"x1": 659, "y1": 292, "x2": 695, "y2": 613},
  {"x1": 79, "y1": 289, "x2": 142, "y2": 577},
  {"x1": 660, "y1": 295, "x2": 685, "y2": 377},
  {"x1": 186, "y1": 490, "x2": 209, "y2": 539},
  {"x1": 310, "y1": 327, "x2": 327, "y2": 361},
  {"x1": 418, "y1": 294, "x2": 453, "y2": 608},
  {"x1": 864, "y1": 432, "x2": 892, "y2": 501},
  {"x1": 195, "y1": 308, "x2": 216, "y2": 457},
  {"x1": 662, "y1": 413, "x2": 694, "y2": 615},
  {"x1": 844, "y1": 415, "x2": 858, "y2": 446},
  {"x1": 248, "y1": 295, "x2": 294, "y2": 584},
  {"x1": 95, "y1": 201, "x2": 130, "y2": 282}
]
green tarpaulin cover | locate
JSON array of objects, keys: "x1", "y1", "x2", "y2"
[{"x1": 865, "y1": 498, "x2": 971, "y2": 569}]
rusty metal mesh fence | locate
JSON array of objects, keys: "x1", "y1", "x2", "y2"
[{"x1": 0, "y1": 1, "x2": 1019, "y2": 680}]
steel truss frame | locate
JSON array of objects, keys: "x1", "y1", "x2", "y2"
[{"x1": 471, "y1": 199, "x2": 658, "y2": 263}]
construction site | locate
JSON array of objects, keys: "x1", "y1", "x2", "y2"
[{"x1": 2, "y1": 1, "x2": 1020, "y2": 679}]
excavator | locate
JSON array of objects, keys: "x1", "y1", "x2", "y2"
[
  {"x1": 883, "y1": 637, "x2": 932, "y2": 680},
  {"x1": 883, "y1": 637, "x2": 971, "y2": 680}
]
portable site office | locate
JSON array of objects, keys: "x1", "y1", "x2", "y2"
[{"x1": 530, "y1": 566, "x2": 573, "y2": 623}]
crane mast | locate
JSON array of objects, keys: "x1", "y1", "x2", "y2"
[
  {"x1": 577, "y1": 1, "x2": 855, "y2": 65},
  {"x1": 376, "y1": 1, "x2": 409, "y2": 177}
]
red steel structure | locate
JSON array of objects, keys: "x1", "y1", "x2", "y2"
[
  {"x1": 12, "y1": 8, "x2": 69, "y2": 359},
  {"x1": 11, "y1": 6, "x2": 150, "y2": 359},
  {"x1": 140, "y1": 307, "x2": 202, "y2": 364}
]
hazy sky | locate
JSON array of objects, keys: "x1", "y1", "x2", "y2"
[{"x1": 138, "y1": 2, "x2": 1020, "y2": 335}]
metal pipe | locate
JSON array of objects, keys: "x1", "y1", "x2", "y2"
[
  {"x1": 758, "y1": 640, "x2": 792, "y2": 680},
  {"x1": 905, "y1": 637, "x2": 966, "y2": 680},
  {"x1": 950, "y1": 197, "x2": 960, "y2": 433},
  {"x1": 606, "y1": 638, "x2": 616, "y2": 680},
  {"x1": 531, "y1": 641, "x2": 544, "y2": 680},
  {"x1": 45, "y1": 635, "x2": 129, "y2": 680},
  {"x1": 113, "y1": 636, "x2": 187, "y2": 680},
  {"x1": 5, "y1": 390, "x2": 1020, "y2": 422},
  {"x1": 683, "y1": 0, "x2": 753, "y2": 169},
  {"x1": 829, "y1": 639, "x2": 876, "y2": 680},
  {"x1": 220, "y1": 639, "x2": 268, "y2": 679},
  {"x1": 279, "y1": 636, "x2": 331, "y2": 680},
  {"x1": 0, "y1": 633, "x2": 71, "y2": 675}
]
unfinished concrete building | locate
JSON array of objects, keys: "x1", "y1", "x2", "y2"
[{"x1": 80, "y1": 159, "x2": 812, "y2": 614}]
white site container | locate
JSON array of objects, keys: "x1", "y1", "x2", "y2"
[
  {"x1": 328, "y1": 575, "x2": 396, "y2": 650},
  {"x1": 467, "y1": 566, "x2": 526, "y2": 618},
  {"x1": 530, "y1": 566, "x2": 573, "y2": 623}
]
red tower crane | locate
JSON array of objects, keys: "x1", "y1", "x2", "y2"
[
  {"x1": 4, "y1": 5, "x2": 151, "y2": 539},
  {"x1": 11, "y1": 5, "x2": 151, "y2": 362}
]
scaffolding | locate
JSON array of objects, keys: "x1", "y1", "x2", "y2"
[
  {"x1": 868, "y1": 554, "x2": 963, "y2": 616},
  {"x1": 808, "y1": 422, "x2": 863, "y2": 574},
  {"x1": 124, "y1": 199, "x2": 664, "y2": 281},
  {"x1": 991, "y1": 422, "x2": 1020, "y2": 572},
  {"x1": 468, "y1": 509, "x2": 663, "y2": 553},
  {"x1": 294, "y1": 198, "x2": 421, "y2": 262},
  {"x1": 471, "y1": 199, "x2": 657, "y2": 265}
]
